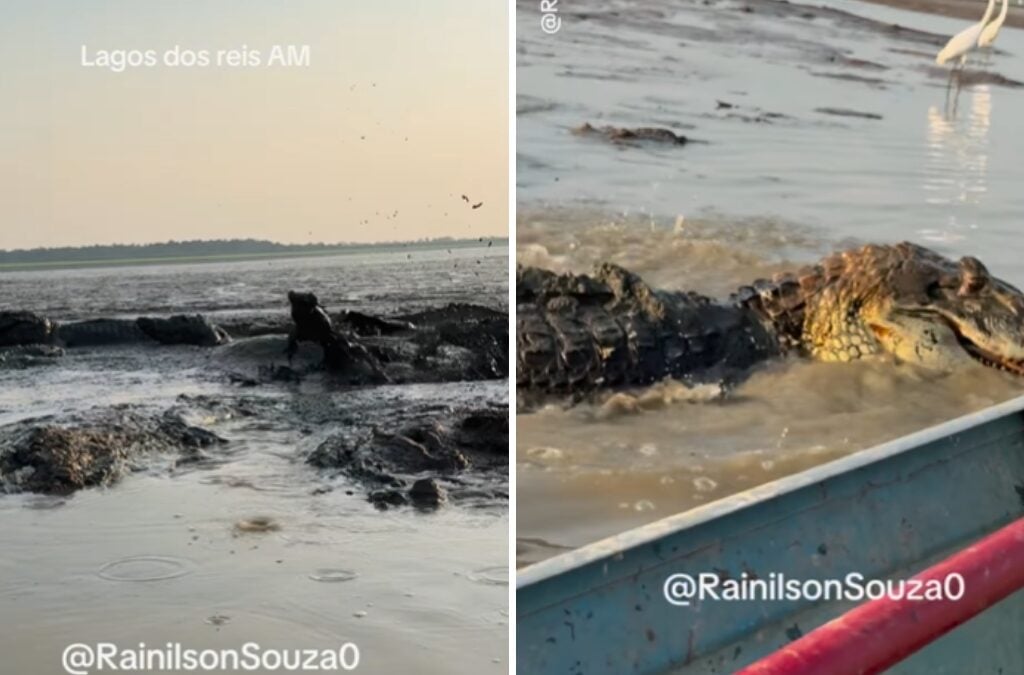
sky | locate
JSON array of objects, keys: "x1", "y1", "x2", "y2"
[{"x1": 0, "y1": 0, "x2": 508, "y2": 249}]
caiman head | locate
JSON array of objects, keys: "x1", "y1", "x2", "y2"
[{"x1": 743, "y1": 242, "x2": 1024, "y2": 374}]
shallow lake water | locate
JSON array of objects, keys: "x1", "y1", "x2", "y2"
[
  {"x1": 516, "y1": 0, "x2": 1024, "y2": 566},
  {"x1": 0, "y1": 246, "x2": 510, "y2": 673}
]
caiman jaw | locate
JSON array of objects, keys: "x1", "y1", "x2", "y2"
[
  {"x1": 878, "y1": 305, "x2": 1024, "y2": 376},
  {"x1": 936, "y1": 311, "x2": 1024, "y2": 375},
  {"x1": 955, "y1": 332, "x2": 1024, "y2": 375}
]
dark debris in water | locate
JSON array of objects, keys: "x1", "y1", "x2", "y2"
[
  {"x1": 814, "y1": 107, "x2": 883, "y2": 121},
  {"x1": 809, "y1": 71, "x2": 892, "y2": 89},
  {"x1": 828, "y1": 55, "x2": 889, "y2": 72},
  {"x1": 517, "y1": 95, "x2": 559, "y2": 116},
  {"x1": 708, "y1": 101, "x2": 792, "y2": 125},
  {"x1": 572, "y1": 122, "x2": 689, "y2": 147},
  {"x1": 233, "y1": 517, "x2": 281, "y2": 534}
]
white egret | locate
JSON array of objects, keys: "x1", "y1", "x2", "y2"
[
  {"x1": 979, "y1": 0, "x2": 1009, "y2": 47},
  {"x1": 935, "y1": 0, "x2": 997, "y2": 67}
]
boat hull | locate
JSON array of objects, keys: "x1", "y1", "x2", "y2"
[{"x1": 518, "y1": 395, "x2": 1024, "y2": 674}]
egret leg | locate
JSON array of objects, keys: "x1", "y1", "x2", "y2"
[
  {"x1": 945, "y1": 64, "x2": 957, "y2": 113},
  {"x1": 951, "y1": 58, "x2": 966, "y2": 118},
  {"x1": 946, "y1": 54, "x2": 962, "y2": 104},
  {"x1": 943, "y1": 54, "x2": 965, "y2": 96}
]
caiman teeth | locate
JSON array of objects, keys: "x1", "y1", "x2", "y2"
[
  {"x1": 941, "y1": 317, "x2": 1024, "y2": 375},
  {"x1": 961, "y1": 340, "x2": 1024, "y2": 375}
]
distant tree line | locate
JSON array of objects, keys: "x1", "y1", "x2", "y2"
[{"x1": 0, "y1": 237, "x2": 506, "y2": 264}]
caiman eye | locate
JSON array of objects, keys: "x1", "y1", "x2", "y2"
[{"x1": 925, "y1": 281, "x2": 944, "y2": 299}]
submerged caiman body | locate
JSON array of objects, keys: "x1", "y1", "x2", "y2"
[
  {"x1": 0, "y1": 314, "x2": 230, "y2": 348},
  {"x1": 517, "y1": 242, "x2": 1024, "y2": 395},
  {"x1": 58, "y1": 316, "x2": 230, "y2": 347}
]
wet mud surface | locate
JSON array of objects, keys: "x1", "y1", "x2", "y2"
[
  {"x1": 1, "y1": 325, "x2": 509, "y2": 507},
  {"x1": 0, "y1": 248, "x2": 509, "y2": 673},
  {"x1": 1, "y1": 294, "x2": 509, "y2": 505},
  {"x1": 310, "y1": 407, "x2": 509, "y2": 510}
]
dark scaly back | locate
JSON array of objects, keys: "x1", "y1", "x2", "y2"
[
  {"x1": 516, "y1": 263, "x2": 779, "y2": 393},
  {"x1": 729, "y1": 263, "x2": 826, "y2": 354}
]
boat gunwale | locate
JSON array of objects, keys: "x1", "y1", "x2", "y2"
[{"x1": 517, "y1": 391, "x2": 1024, "y2": 588}]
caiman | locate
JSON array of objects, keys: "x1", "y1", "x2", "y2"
[
  {"x1": 0, "y1": 313, "x2": 229, "y2": 348},
  {"x1": 517, "y1": 242, "x2": 1024, "y2": 396}
]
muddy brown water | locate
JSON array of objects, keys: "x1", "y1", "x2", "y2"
[{"x1": 516, "y1": 0, "x2": 1024, "y2": 567}]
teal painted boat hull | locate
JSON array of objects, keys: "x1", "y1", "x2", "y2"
[{"x1": 517, "y1": 395, "x2": 1024, "y2": 674}]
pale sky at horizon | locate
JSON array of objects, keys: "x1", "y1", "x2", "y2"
[{"x1": 0, "y1": 0, "x2": 508, "y2": 250}]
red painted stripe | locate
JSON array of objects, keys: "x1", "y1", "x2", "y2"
[{"x1": 737, "y1": 517, "x2": 1024, "y2": 675}]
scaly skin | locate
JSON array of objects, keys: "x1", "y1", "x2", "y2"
[
  {"x1": 517, "y1": 242, "x2": 1024, "y2": 395},
  {"x1": 56, "y1": 319, "x2": 148, "y2": 347},
  {"x1": 517, "y1": 263, "x2": 778, "y2": 392},
  {"x1": 0, "y1": 315, "x2": 230, "y2": 348}
]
